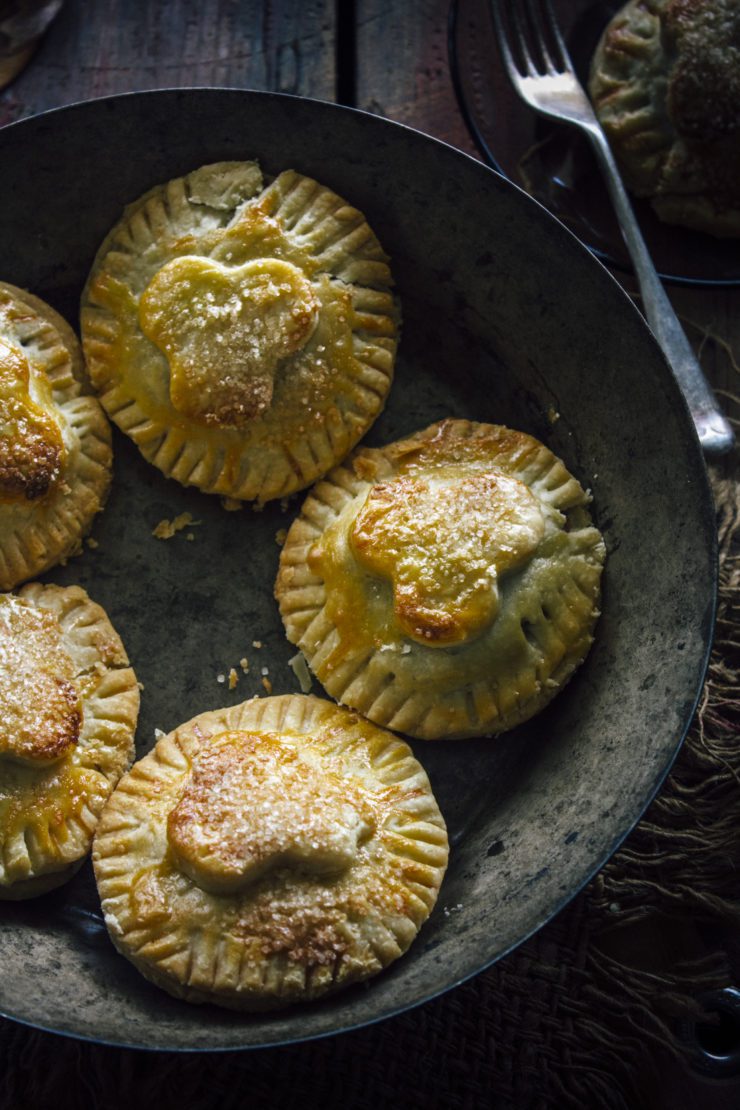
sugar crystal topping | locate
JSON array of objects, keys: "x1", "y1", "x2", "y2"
[
  {"x1": 167, "y1": 730, "x2": 375, "y2": 895},
  {"x1": 0, "y1": 594, "x2": 81, "y2": 765},
  {"x1": 0, "y1": 335, "x2": 65, "y2": 504},
  {"x1": 139, "y1": 256, "x2": 319, "y2": 428},
  {"x1": 350, "y1": 468, "x2": 545, "y2": 644}
]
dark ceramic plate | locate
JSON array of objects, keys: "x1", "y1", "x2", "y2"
[
  {"x1": 449, "y1": 0, "x2": 740, "y2": 287},
  {"x1": 0, "y1": 89, "x2": 715, "y2": 1050}
]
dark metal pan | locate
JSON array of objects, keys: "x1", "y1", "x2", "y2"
[{"x1": 0, "y1": 89, "x2": 715, "y2": 1050}]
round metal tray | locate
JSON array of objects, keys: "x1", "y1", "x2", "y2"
[{"x1": 0, "y1": 88, "x2": 715, "y2": 1050}]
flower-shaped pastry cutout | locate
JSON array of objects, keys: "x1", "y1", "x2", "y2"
[
  {"x1": 82, "y1": 161, "x2": 399, "y2": 503},
  {"x1": 140, "y1": 257, "x2": 319, "y2": 427},
  {"x1": 277, "y1": 419, "x2": 605, "y2": 740},
  {"x1": 0, "y1": 335, "x2": 64, "y2": 504},
  {"x1": 167, "y1": 730, "x2": 374, "y2": 895},
  {"x1": 350, "y1": 469, "x2": 546, "y2": 645},
  {"x1": 94, "y1": 695, "x2": 447, "y2": 1008},
  {"x1": 0, "y1": 595, "x2": 81, "y2": 766}
]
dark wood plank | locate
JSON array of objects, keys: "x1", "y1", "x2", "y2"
[
  {"x1": 0, "y1": 0, "x2": 336, "y2": 124},
  {"x1": 355, "y1": 0, "x2": 477, "y2": 155}
]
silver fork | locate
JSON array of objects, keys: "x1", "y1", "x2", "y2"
[{"x1": 491, "y1": 0, "x2": 735, "y2": 456}]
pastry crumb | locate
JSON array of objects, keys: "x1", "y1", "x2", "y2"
[
  {"x1": 216, "y1": 672, "x2": 226, "y2": 684},
  {"x1": 86, "y1": 536, "x2": 99, "y2": 549},
  {"x1": 59, "y1": 538, "x2": 83, "y2": 564},
  {"x1": 239, "y1": 657, "x2": 250, "y2": 673},
  {"x1": 252, "y1": 640, "x2": 262, "y2": 649},
  {"x1": 152, "y1": 512, "x2": 200, "y2": 540},
  {"x1": 546, "y1": 406, "x2": 560, "y2": 425},
  {"x1": 275, "y1": 528, "x2": 288, "y2": 546},
  {"x1": 154, "y1": 728, "x2": 165, "y2": 740},
  {"x1": 288, "y1": 651, "x2": 312, "y2": 693},
  {"x1": 261, "y1": 676, "x2": 273, "y2": 693},
  {"x1": 228, "y1": 667, "x2": 239, "y2": 690},
  {"x1": 220, "y1": 496, "x2": 243, "y2": 512}
]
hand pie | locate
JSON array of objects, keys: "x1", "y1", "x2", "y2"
[
  {"x1": 276, "y1": 419, "x2": 606, "y2": 741},
  {"x1": 93, "y1": 694, "x2": 448, "y2": 1011},
  {"x1": 80, "y1": 160, "x2": 399, "y2": 503},
  {"x1": 0, "y1": 583, "x2": 139, "y2": 899},
  {"x1": 0, "y1": 282, "x2": 112, "y2": 590},
  {"x1": 589, "y1": 0, "x2": 740, "y2": 237}
]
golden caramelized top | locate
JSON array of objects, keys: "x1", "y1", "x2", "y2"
[
  {"x1": 81, "y1": 160, "x2": 399, "y2": 504},
  {"x1": 139, "y1": 257, "x2": 319, "y2": 428},
  {"x1": 369, "y1": 419, "x2": 537, "y2": 478},
  {"x1": 0, "y1": 594, "x2": 81, "y2": 766},
  {"x1": 167, "y1": 729, "x2": 375, "y2": 895},
  {"x1": 280, "y1": 420, "x2": 605, "y2": 740},
  {"x1": 351, "y1": 469, "x2": 545, "y2": 645},
  {"x1": 0, "y1": 335, "x2": 65, "y2": 504},
  {"x1": 94, "y1": 696, "x2": 448, "y2": 1005}
]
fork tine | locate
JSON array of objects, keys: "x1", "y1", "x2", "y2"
[
  {"x1": 491, "y1": 0, "x2": 563, "y2": 80},
  {"x1": 508, "y1": 1, "x2": 539, "y2": 76},
  {"x1": 490, "y1": 1, "x2": 526, "y2": 81},
  {"x1": 521, "y1": 0, "x2": 559, "y2": 75},
  {"x1": 491, "y1": 0, "x2": 542, "y2": 79},
  {"x1": 538, "y1": 0, "x2": 570, "y2": 72}
]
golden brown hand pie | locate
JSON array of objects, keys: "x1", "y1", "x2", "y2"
[
  {"x1": 0, "y1": 282, "x2": 112, "y2": 590},
  {"x1": 0, "y1": 583, "x2": 139, "y2": 899},
  {"x1": 80, "y1": 160, "x2": 399, "y2": 503},
  {"x1": 589, "y1": 0, "x2": 740, "y2": 237},
  {"x1": 93, "y1": 694, "x2": 448, "y2": 1011},
  {"x1": 276, "y1": 419, "x2": 606, "y2": 740}
]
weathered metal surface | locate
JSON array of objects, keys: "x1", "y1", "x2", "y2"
[{"x1": 0, "y1": 89, "x2": 715, "y2": 1050}]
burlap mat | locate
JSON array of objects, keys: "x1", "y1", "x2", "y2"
[{"x1": 1, "y1": 470, "x2": 738, "y2": 1110}]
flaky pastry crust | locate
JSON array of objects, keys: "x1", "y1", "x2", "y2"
[
  {"x1": 589, "y1": 0, "x2": 740, "y2": 236},
  {"x1": 0, "y1": 583, "x2": 139, "y2": 899},
  {"x1": 276, "y1": 419, "x2": 605, "y2": 740},
  {"x1": 0, "y1": 283, "x2": 112, "y2": 589},
  {"x1": 93, "y1": 694, "x2": 448, "y2": 1011},
  {"x1": 80, "y1": 161, "x2": 399, "y2": 503}
]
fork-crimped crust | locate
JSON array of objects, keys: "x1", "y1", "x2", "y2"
[
  {"x1": 81, "y1": 160, "x2": 399, "y2": 503},
  {"x1": 0, "y1": 582, "x2": 139, "y2": 899},
  {"x1": 93, "y1": 694, "x2": 448, "y2": 1010},
  {"x1": 589, "y1": 0, "x2": 740, "y2": 236},
  {"x1": 276, "y1": 419, "x2": 605, "y2": 740}
]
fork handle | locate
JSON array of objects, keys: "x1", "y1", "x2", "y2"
[{"x1": 586, "y1": 126, "x2": 734, "y2": 456}]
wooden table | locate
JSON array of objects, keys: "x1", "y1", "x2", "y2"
[{"x1": 1, "y1": 3, "x2": 738, "y2": 1106}]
